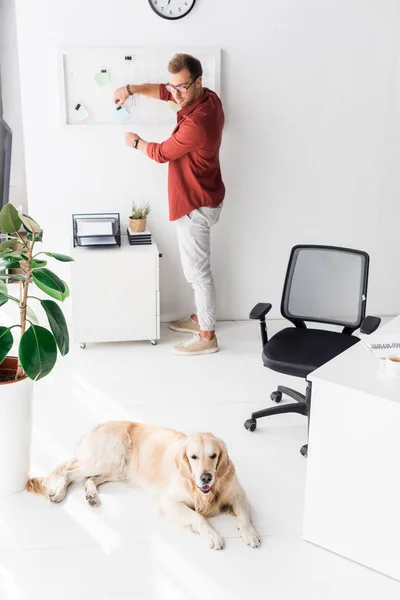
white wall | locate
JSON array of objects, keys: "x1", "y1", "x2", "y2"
[
  {"x1": 0, "y1": 0, "x2": 28, "y2": 212},
  {"x1": 13, "y1": 0, "x2": 400, "y2": 322}
]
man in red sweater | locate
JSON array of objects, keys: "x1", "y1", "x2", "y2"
[{"x1": 114, "y1": 54, "x2": 225, "y2": 356}]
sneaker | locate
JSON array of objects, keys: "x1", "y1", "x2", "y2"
[
  {"x1": 169, "y1": 316, "x2": 200, "y2": 334},
  {"x1": 172, "y1": 334, "x2": 219, "y2": 356}
]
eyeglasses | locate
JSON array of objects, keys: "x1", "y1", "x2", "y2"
[{"x1": 166, "y1": 78, "x2": 196, "y2": 95}]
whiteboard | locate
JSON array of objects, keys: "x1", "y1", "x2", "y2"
[{"x1": 59, "y1": 47, "x2": 221, "y2": 126}]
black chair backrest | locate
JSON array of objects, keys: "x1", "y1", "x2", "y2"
[{"x1": 281, "y1": 245, "x2": 369, "y2": 331}]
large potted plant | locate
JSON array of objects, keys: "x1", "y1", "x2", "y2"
[{"x1": 0, "y1": 203, "x2": 73, "y2": 495}]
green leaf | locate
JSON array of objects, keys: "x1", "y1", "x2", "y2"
[
  {"x1": 19, "y1": 213, "x2": 42, "y2": 234},
  {"x1": 61, "y1": 280, "x2": 70, "y2": 300},
  {"x1": 26, "y1": 306, "x2": 39, "y2": 325},
  {"x1": 0, "y1": 327, "x2": 14, "y2": 365},
  {"x1": 0, "y1": 274, "x2": 26, "y2": 281},
  {"x1": 44, "y1": 252, "x2": 74, "y2": 263},
  {"x1": 27, "y1": 231, "x2": 43, "y2": 242},
  {"x1": 3, "y1": 250, "x2": 27, "y2": 260},
  {"x1": 0, "y1": 204, "x2": 22, "y2": 234},
  {"x1": 19, "y1": 325, "x2": 57, "y2": 381},
  {"x1": 0, "y1": 293, "x2": 19, "y2": 303},
  {"x1": 0, "y1": 279, "x2": 8, "y2": 307},
  {"x1": 0, "y1": 249, "x2": 15, "y2": 258},
  {"x1": 31, "y1": 260, "x2": 47, "y2": 269},
  {"x1": 41, "y1": 300, "x2": 69, "y2": 356},
  {"x1": 0, "y1": 257, "x2": 20, "y2": 271},
  {"x1": 0, "y1": 239, "x2": 18, "y2": 252},
  {"x1": 0, "y1": 287, "x2": 20, "y2": 307},
  {"x1": 32, "y1": 268, "x2": 66, "y2": 302}
]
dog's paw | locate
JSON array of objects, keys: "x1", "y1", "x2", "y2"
[
  {"x1": 86, "y1": 493, "x2": 101, "y2": 508},
  {"x1": 206, "y1": 530, "x2": 225, "y2": 550},
  {"x1": 240, "y1": 526, "x2": 261, "y2": 548},
  {"x1": 49, "y1": 487, "x2": 66, "y2": 504}
]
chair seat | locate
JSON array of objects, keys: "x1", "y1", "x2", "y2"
[{"x1": 262, "y1": 327, "x2": 360, "y2": 378}]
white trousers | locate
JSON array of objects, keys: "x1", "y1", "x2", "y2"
[{"x1": 175, "y1": 204, "x2": 223, "y2": 332}]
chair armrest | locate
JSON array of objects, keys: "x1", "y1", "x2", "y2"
[
  {"x1": 249, "y1": 303, "x2": 272, "y2": 321},
  {"x1": 360, "y1": 315, "x2": 381, "y2": 335}
]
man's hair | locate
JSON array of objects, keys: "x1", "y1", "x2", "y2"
[{"x1": 168, "y1": 54, "x2": 203, "y2": 80}]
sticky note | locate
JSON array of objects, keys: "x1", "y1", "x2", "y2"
[
  {"x1": 168, "y1": 101, "x2": 181, "y2": 113},
  {"x1": 94, "y1": 69, "x2": 110, "y2": 86},
  {"x1": 73, "y1": 103, "x2": 89, "y2": 123},
  {"x1": 115, "y1": 106, "x2": 130, "y2": 122}
]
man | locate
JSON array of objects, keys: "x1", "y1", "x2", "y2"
[{"x1": 113, "y1": 54, "x2": 225, "y2": 356}]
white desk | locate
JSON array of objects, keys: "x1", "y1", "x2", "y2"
[{"x1": 303, "y1": 315, "x2": 400, "y2": 581}]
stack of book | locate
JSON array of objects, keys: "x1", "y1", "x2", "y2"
[{"x1": 126, "y1": 227, "x2": 152, "y2": 246}]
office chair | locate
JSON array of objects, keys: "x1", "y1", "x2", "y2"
[{"x1": 244, "y1": 245, "x2": 381, "y2": 456}]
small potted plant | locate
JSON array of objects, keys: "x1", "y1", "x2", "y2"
[
  {"x1": 0, "y1": 203, "x2": 73, "y2": 495},
  {"x1": 129, "y1": 201, "x2": 151, "y2": 233}
]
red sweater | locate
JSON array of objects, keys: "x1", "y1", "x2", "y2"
[{"x1": 147, "y1": 85, "x2": 225, "y2": 221}]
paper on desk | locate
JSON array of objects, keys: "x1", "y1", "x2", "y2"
[
  {"x1": 76, "y1": 219, "x2": 113, "y2": 236},
  {"x1": 79, "y1": 236, "x2": 116, "y2": 246},
  {"x1": 360, "y1": 333, "x2": 400, "y2": 358}
]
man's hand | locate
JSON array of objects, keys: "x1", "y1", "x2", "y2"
[
  {"x1": 114, "y1": 86, "x2": 130, "y2": 107},
  {"x1": 125, "y1": 132, "x2": 149, "y2": 155},
  {"x1": 125, "y1": 132, "x2": 140, "y2": 147}
]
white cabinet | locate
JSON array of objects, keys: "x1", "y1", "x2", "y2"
[{"x1": 71, "y1": 236, "x2": 159, "y2": 346}]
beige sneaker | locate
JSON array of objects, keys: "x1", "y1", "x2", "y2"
[
  {"x1": 169, "y1": 316, "x2": 200, "y2": 334},
  {"x1": 172, "y1": 334, "x2": 219, "y2": 356}
]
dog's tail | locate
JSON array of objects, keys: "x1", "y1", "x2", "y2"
[{"x1": 26, "y1": 477, "x2": 48, "y2": 497}]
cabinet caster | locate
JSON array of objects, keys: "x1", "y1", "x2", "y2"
[
  {"x1": 150, "y1": 340, "x2": 157, "y2": 346},
  {"x1": 270, "y1": 391, "x2": 282, "y2": 403},
  {"x1": 244, "y1": 419, "x2": 257, "y2": 432},
  {"x1": 80, "y1": 343, "x2": 86, "y2": 349},
  {"x1": 300, "y1": 444, "x2": 308, "y2": 457}
]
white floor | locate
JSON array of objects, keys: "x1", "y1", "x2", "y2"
[{"x1": 1, "y1": 321, "x2": 399, "y2": 600}]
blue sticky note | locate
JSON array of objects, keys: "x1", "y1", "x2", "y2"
[{"x1": 115, "y1": 106, "x2": 130, "y2": 122}]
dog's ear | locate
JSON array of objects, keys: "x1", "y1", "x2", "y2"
[
  {"x1": 216, "y1": 440, "x2": 231, "y2": 479},
  {"x1": 176, "y1": 441, "x2": 192, "y2": 480}
]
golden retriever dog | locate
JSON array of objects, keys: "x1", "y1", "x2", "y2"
[{"x1": 27, "y1": 421, "x2": 261, "y2": 550}]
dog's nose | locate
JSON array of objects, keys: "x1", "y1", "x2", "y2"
[{"x1": 200, "y1": 472, "x2": 212, "y2": 484}]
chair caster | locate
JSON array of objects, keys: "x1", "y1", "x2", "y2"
[
  {"x1": 244, "y1": 419, "x2": 257, "y2": 432},
  {"x1": 80, "y1": 343, "x2": 86, "y2": 349},
  {"x1": 270, "y1": 391, "x2": 282, "y2": 403},
  {"x1": 150, "y1": 340, "x2": 157, "y2": 346},
  {"x1": 300, "y1": 444, "x2": 308, "y2": 457}
]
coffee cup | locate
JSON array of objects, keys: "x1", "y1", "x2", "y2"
[{"x1": 382, "y1": 355, "x2": 400, "y2": 380}]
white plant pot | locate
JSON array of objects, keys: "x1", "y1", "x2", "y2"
[{"x1": 0, "y1": 357, "x2": 33, "y2": 495}]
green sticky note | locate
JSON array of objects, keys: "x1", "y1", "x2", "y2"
[
  {"x1": 94, "y1": 70, "x2": 110, "y2": 86},
  {"x1": 168, "y1": 101, "x2": 181, "y2": 113},
  {"x1": 73, "y1": 103, "x2": 89, "y2": 122}
]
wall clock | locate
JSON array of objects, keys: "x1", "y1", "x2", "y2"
[{"x1": 148, "y1": 0, "x2": 196, "y2": 20}]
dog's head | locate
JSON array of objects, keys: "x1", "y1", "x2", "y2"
[{"x1": 176, "y1": 433, "x2": 232, "y2": 494}]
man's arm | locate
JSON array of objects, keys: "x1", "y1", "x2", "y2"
[
  {"x1": 128, "y1": 84, "x2": 161, "y2": 99},
  {"x1": 147, "y1": 119, "x2": 205, "y2": 163},
  {"x1": 125, "y1": 120, "x2": 205, "y2": 163},
  {"x1": 113, "y1": 84, "x2": 161, "y2": 107}
]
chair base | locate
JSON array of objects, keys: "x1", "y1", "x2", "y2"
[{"x1": 244, "y1": 382, "x2": 311, "y2": 456}]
